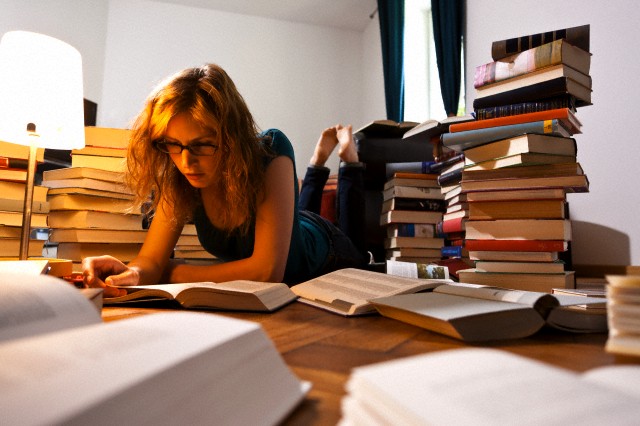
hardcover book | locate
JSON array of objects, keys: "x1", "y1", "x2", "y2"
[
  {"x1": 464, "y1": 219, "x2": 571, "y2": 241},
  {"x1": 491, "y1": 24, "x2": 590, "y2": 61},
  {"x1": 475, "y1": 64, "x2": 591, "y2": 99},
  {"x1": 0, "y1": 274, "x2": 308, "y2": 425},
  {"x1": 460, "y1": 126, "x2": 577, "y2": 158},
  {"x1": 370, "y1": 281, "x2": 603, "y2": 341},
  {"x1": 341, "y1": 348, "x2": 640, "y2": 425},
  {"x1": 475, "y1": 39, "x2": 591, "y2": 88},
  {"x1": 106, "y1": 281, "x2": 297, "y2": 312},
  {"x1": 441, "y1": 119, "x2": 572, "y2": 152},
  {"x1": 450, "y1": 108, "x2": 581, "y2": 134},
  {"x1": 472, "y1": 77, "x2": 592, "y2": 109}
]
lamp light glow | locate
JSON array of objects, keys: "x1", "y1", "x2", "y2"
[{"x1": 0, "y1": 31, "x2": 85, "y2": 260}]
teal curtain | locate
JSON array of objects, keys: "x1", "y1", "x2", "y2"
[
  {"x1": 431, "y1": 0, "x2": 464, "y2": 116},
  {"x1": 377, "y1": 0, "x2": 405, "y2": 122}
]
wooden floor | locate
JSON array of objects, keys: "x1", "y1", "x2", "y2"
[{"x1": 103, "y1": 301, "x2": 633, "y2": 425}]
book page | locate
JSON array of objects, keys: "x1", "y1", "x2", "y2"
[
  {"x1": 0, "y1": 312, "x2": 307, "y2": 425},
  {"x1": 291, "y1": 268, "x2": 447, "y2": 315},
  {"x1": 344, "y1": 348, "x2": 640, "y2": 425},
  {"x1": 0, "y1": 273, "x2": 102, "y2": 343},
  {"x1": 434, "y1": 282, "x2": 557, "y2": 309}
]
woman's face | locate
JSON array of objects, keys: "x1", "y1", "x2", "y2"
[{"x1": 163, "y1": 112, "x2": 220, "y2": 189}]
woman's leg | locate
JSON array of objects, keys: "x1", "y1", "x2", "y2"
[
  {"x1": 298, "y1": 127, "x2": 338, "y2": 213},
  {"x1": 335, "y1": 125, "x2": 366, "y2": 256}
]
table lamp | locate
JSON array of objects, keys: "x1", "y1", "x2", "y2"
[{"x1": 0, "y1": 31, "x2": 85, "y2": 260}]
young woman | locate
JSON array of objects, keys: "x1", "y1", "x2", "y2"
[{"x1": 82, "y1": 64, "x2": 367, "y2": 297}]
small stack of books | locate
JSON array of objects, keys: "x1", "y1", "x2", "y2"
[
  {"x1": 42, "y1": 127, "x2": 145, "y2": 271},
  {"x1": 380, "y1": 173, "x2": 445, "y2": 263},
  {"x1": 442, "y1": 25, "x2": 593, "y2": 292},
  {"x1": 172, "y1": 223, "x2": 219, "y2": 264},
  {"x1": 0, "y1": 141, "x2": 49, "y2": 258},
  {"x1": 605, "y1": 275, "x2": 640, "y2": 357}
]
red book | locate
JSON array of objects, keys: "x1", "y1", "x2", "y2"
[
  {"x1": 439, "y1": 217, "x2": 466, "y2": 234},
  {"x1": 464, "y1": 239, "x2": 568, "y2": 252},
  {"x1": 449, "y1": 108, "x2": 581, "y2": 134}
]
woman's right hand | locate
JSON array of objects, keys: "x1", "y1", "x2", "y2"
[{"x1": 82, "y1": 255, "x2": 141, "y2": 297}]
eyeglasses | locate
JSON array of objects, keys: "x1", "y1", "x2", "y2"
[{"x1": 153, "y1": 140, "x2": 218, "y2": 156}]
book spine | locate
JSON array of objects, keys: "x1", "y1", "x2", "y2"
[
  {"x1": 491, "y1": 25, "x2": 590, "y2": 61},
  {"x1": 437, "y1": 168, "x2": 463, "y2": 186},
  {"x1": 441, "y1": 245, "x2": 465, "y2": 257},
  {"x1": 441, "y1": 119, "x2": 567, "y2": 152},
  {"x1": 437, "y1": 217, "x2": 466, "y2": 234},
  {"x1": 475, "y1": 39, "x2": 567, "y2": 88},
  {"x1": 385, "y1": 161, "x2": 435, "y2": 178},
  {"x1": 450, "y1": 108, "x2": 571, "y2": 133},
  {"x1": 474, "y1": 96, "x2": 576, "y2": 120},
  {"x1": 427, "y1": 152, "x2": 465, "y2": 173},
  {"x1": 0, "y1": 157, "x2": 29, "y2": 169},
  {"x1": 387, "y1": 223, "x2": 436, "y2": 238}
]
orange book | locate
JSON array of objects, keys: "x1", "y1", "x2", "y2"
[{"x1": 449, "y1": 108, "x2": 581, "y2": 134}]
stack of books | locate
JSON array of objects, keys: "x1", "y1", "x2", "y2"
[
  {"x1": 605, "y1": 275, "x2": 640, "y2": 357},
  {"x1": 172, "y1": 223, "x2": 219, "y2": 264},
  {"x1": 42, "y1": 127, "x2": 145, "y2": 271},
  {"x1": 430, "y1": 152, "x2": 469, "y2": 265},
  {"x1": 440, "y1": 25, "x2": 593, "y2": 292},
  {"x1": 380, "y1": 173, "x2": 445, "y2": 263},
  {"x1": 0, "y1": 141, "x2": 49, "y2": 258}
]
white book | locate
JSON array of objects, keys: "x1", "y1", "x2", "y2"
[
  {"x1": 341, "y1": 348, "x2": 640, "y2": 425},
  {"x1": 0, "y1": 273, "x2": 308, "y2": 425}
]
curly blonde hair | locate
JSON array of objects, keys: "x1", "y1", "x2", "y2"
[{"x1": 126, "y1": 64, "x2": 272, "y2": 234}]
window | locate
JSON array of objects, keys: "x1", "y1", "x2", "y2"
[{"x1": 403, "y1": 0, "x2": 465, "y2": 122}]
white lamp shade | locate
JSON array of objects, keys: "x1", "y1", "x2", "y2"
[{"x1": 0, "y1": 31, "x2": 85, "y2": 149}]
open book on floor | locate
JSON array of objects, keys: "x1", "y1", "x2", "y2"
[
  {"x1": 106, "y1": 281, "x2": 297, "y2": 312},
  {"x1": 290, "y1": 268, "x2": 452, "y2": 316},
  {"x1": 341, "y1": 348, "x2": 640, "y2": 425},
  {"x1": 370, "y1": 281, "x2": 607, "y2": 341},
  {"x1": 0, "y1": 273, "x2": 308, "y2": 425}
]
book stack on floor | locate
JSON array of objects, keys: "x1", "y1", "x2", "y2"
[
  {"x1": 42, "y1": 127, "x2": 145, "y2": 272},
  {"x1": 172, "y1": 223, "x2": 220, "y2": 264},
  {"x1": 441, "y1": 25, "x2": 593, "y2": 292},
  {"x1": 605, "y1": 275, "x2": 640, "y2": 357},
  {"x1": 380, "y1": 173, "x2": 445, "y2": 264},
  {"x1": 0, "y1": 141, "x2": 49, "y2": 258},
  {"x1": 354, "y1": 116, "x2": 472, "y2": 260}
]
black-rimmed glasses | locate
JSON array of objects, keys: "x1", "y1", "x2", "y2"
[{"x1": 153, "y1": 140, "x2": 218, "y2": 156}]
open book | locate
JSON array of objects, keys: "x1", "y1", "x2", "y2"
[
  {"x1": 290, "y1": 268, "x2": 452, "y2": 316},
  {"x1": 106, "y1": 281, "x2": 297, "y2": 312},
  {"x1": 0, "y1": 273, "x2": 308, "y2": 425},
  {"x1": 370, "y1": 282, "x2": 607, "y2": 341},
  {"x1": 341, "y1": 348, "x2": 640, "y2": 425}
]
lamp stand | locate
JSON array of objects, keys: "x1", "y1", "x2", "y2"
[{"x1": 19, "y1": 123, "x2": 39, "y2": 260}]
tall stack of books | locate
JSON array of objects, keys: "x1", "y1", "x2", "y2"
[
  {"x1": 440, "y1": 25, "x2": 592, "y2": 292},
  {"x1": 0, "y1": 141, "x2": 49, "y2": 258},
  {"x1": 380, "y1": 173, "x2": 445, "y2": 263},
  {"x1": 42, "y1": 127, "x2": 145, "y2": 271}
]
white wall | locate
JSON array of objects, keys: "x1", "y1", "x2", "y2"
[
  {"x1": 0, "y1": 0, "x2": 375, "y2": 178},
  {"x1": 100, "y1": 0, "x2": 366, "y2": 176},
  {"x1": 466, "y1": 0, "x2": 640, "y2": 266}
]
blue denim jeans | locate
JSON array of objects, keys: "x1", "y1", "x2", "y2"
[{"x1": 298, "y1": 163, "x2": 367, "y2": 274}]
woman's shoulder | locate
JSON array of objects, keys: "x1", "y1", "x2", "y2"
[{"x1": 260, "y1": 128, "x2": 294, "y2": 157}]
